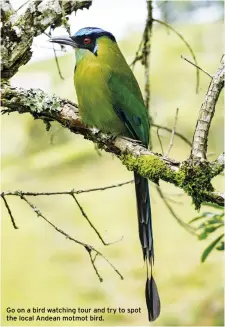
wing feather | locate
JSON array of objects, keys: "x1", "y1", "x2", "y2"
[{"x1": 108, "y1": 71, "x2": 150, "y2": 146}]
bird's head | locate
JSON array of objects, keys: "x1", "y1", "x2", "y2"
[{"x1": 49, "y1": 27, "x2": 116, "y2": 56}]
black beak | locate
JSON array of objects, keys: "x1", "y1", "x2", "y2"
[{"x1": 49, "y1": 35, "x2": 77, "y2": 48}]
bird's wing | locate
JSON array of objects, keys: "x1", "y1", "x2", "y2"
[{"x1": 108, "y1": 71, "x2": 150, "y2": 146}]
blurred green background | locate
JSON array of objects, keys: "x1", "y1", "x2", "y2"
[{"x1": 1, "y1": 1, "x2": 224, "y2": 326}]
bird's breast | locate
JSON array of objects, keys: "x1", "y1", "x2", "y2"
[{"x1": 74, "y1": 60, "x2": 128, "y2": 135}]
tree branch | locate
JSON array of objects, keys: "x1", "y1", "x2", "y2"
[
  {"x1": 181, "y1": 55, "x2": 213, "y2": 79},
  {"x1": 1, "y1": 195, "x2": 18, "y2": 229},
  {"x1": 19, "y1": 194, "x2": 124, "y2": 281},
  {"x1": 1, "y1": 85, "x2": 224, "y2": 207},
  {"x1": 1, "y1": 0, "x2": 92, "y2": 80},
  {"x1": 1, "y1": 180, "x2": 134, "y2": 197},
  {"x1": 143, "y1": 1, "x2": 153, "y2": 112},
  {"x1": 191, "y1": 56, "x2": 225, "y2": 160},
  {"x1": 1, "y1": 86, "x2": 180, "y2": 169}
]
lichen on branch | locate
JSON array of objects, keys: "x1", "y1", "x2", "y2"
[
  {"x1": 1, "y1": 86, "x2": 224, "y2": 208},
  {"x1": 1, "y1": 0, "x2": 92, "y2": 79}
]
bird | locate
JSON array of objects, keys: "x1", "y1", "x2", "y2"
[{"x1": 50, "y1": 27, "x2": 160, "y2": 321}]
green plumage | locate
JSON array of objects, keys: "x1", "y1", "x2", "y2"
[
  {"x1": 74, "y1": 34, "x2": 160, "y2": 322},
  {"x1": 50, "y1": 29, "x2": 160, "y2": 322},
  {"x1": 74, "y1": 36, "x2": 149, "y2": 145}
]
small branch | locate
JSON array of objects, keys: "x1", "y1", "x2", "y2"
[
  {"x1": 0, "y1": 87, "x2": 180, "y2": 172},
  {"x1": 1, "y1": 195, "x2": 19, "y2": 229},
  {"x1": 164, "y1": 108, "x2": 179, "y2": 158},
  {"x1": 143, "y1": 1, "x2": 153, "y2": 112},
  {"x1": 87, "y1": 250, "x2": 103, "y2": 282},
  {"x1": 71, "y1": 193, "x2": 107, "y2": 244},
  {"x1": 152, "y1": 124, "x2": 191, "y2": 147},
  {"x1": 129, "y1": 1, "x2": 153, "y2": 147},
  {"x1": 71, "y1": 193, "x2": 122, "y2": 246},
  {"x1": 156, "y1": 186, "x2": 196, "y2": 235},
  {"x1": 52, "y1": 44, "x2": 65, "y2": 80},
  {"x1": 156, "y1": 127, "x2": 164, "y2": 155},
  {"x1": 191, "y1": 56, "x2": 225, "y2": 160},
  {"x1": 1, "y1": 180, "x2": 133, "y2": 197},
  {"x1": 181, "y1": 55, "x2": 213, "y2": 79},
  {"x1": 15, "y1": 0, "x2": 31, "y2": 12},
  {"x1": 19, "y1": 194, "x2": 123, "y2": 280},
  {"x1": 153, "y1": 18, "x2": 199, "y2": 93}
]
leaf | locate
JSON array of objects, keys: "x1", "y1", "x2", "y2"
[
  {"x1": 189, "y1": 211, "x2": 224, "y2": 225},
  {"x1": 216, "y1": 241, "x2": 224, "y2": 251},
  {"x1": 198, "y1": 231, "x2": 208, "y2": 240},
  {"x1": 206, "y1": 217, "x2": 224, "y2": 225},
  {"x1": 201, "y1": 234, "x2": 224, "y2": 262},
  {"x1": 189, "y1": 215, "x2": 204, "y2": 224},
  {"x1": 205, "y1": 224, "x2": 224, "y2": 233}
]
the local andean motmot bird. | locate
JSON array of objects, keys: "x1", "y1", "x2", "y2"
[{"x1": 50, "y1": 27, "x2": 160, "y2": 321}]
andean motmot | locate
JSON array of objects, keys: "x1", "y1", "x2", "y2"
[{"x1": 50, "y1": 27, "x2": 160, "y2": 321}]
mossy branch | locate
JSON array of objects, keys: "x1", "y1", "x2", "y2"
[{"x1": 1, "y1": 86, "x2": 224, "y2": 208}]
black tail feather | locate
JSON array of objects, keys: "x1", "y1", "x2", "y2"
[
  {"x1": 145, "y1": 276, "x2": 161, "y2": 321},
  {"x1": 134, "y1": 172, "x2": 161, "y2": 321},
  {"x1": 134, "y1": 172, "x2": 154, "y2": 263}
]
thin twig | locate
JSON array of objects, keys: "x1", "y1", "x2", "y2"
[
  {"x1": 52, "y1": 45, "x2": 64, "y2": 80},
  {"x1": 166, "y1": 197, "x2": 182, "y2": 205},
  {"x1": 181, "y1": 55, "x2": 212, "y2": 79},
  {"x1": 48, "y1": 28, "x2": 64, "y2": 80},
  {"x1": 1, "y1": 180, "x2": 133, "y2": 197},
  {"x1": 152, "y1": 124, "x2": 191, "y2": 147},
  {"x1": 156, "y1": 127, "x2": 164, "y2": 155},
  {"x1": 164, "y1": 108, "x2": 179, "y2": 158},
  {"x1": 20, "y1": 194, "x2": 124, "y2": 280},
  {"x1": 130, "y1": 1, "x2": 153, "y2": 121},
  {"x1": 1, "y1": 195, "x2": 19, "y2": 229},
  {"x1": 15, "y1": 0, "x2": 31, "y2": 12},
  {"x1": 153, "y1": 18, "x2": 199, "y2": 93},
  {"x1": 87, "y1": 250, "x2": 103, "y2": 282},
  {"x1": 130, "y1": 54, "x2": 143, "y2": 69},
  {"x1": 71, "y1": 194, "x2": 122, "y2": 246},
  {"x1": 156, "y1": 186, "x2": 196, "y2": 235},
  {"x1": 92, "y1": 252, "x2": 98, "y2": 263},
  {"x1": 130, "y1": 39, "x2": 144, "y2": 69}
]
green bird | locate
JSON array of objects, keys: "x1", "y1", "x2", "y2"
[{"x1": 50, "y1": 27, "x2": 160, "y2": 321}]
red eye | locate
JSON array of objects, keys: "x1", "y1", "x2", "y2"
[{"x1": 84, "y1": 37, "x2": 91, "y2": 45}]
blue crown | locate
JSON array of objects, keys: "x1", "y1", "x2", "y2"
[{"x1": 74, "y1": 27, "x2": 116, "y2": 41}]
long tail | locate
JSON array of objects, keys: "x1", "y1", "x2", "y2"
[{"x1": 134, "y1": 172, "x2": 161, "y2": 321}]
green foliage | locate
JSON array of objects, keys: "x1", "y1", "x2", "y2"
[{"x1": 190, "y1": 205, "x2": 224, "y2": 262}]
